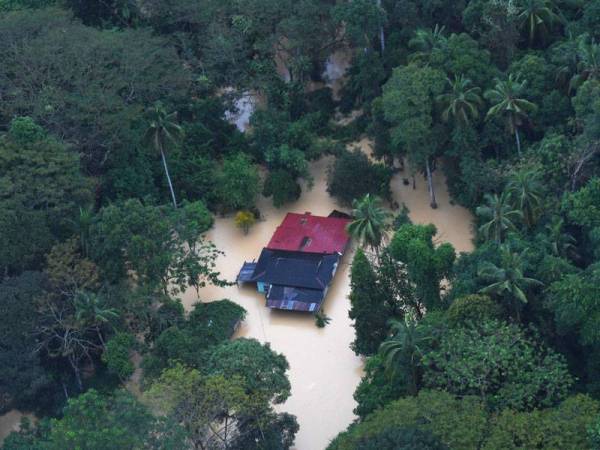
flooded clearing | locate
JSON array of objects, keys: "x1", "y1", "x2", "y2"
[
  {"x1": 181, "y1": 139, "x2": 474, "y2": 449},
  {"x1": 0, "y1": 140, "x2": 473, "y2": 449},
  {"x1": 0, "y1": 411, "x2": 34, "y2": 444}
]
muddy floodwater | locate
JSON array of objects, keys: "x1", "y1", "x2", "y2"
[
  {"x1": 0, "y1": 411, "x2": 34, "y2": 444},
  {"x1": 181, "y1": 139, "x2": 473, "y2": 450}
]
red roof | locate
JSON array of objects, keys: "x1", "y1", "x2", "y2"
[{"x1": 267, "y1": 212, "x2": 351, "y2": 254}]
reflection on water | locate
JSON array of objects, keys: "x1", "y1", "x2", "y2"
[{"x1": 181, "y1": 140, "x2": 473, "y2": 449}]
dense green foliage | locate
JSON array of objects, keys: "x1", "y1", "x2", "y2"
[
  {"x1": 329, "y1": 391, "x2": 599, "y2": 450},
  {"x1": 3, "y1": 0, "x2": 600, "y2": 447}
]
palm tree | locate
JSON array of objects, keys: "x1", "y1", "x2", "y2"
[
  {"x1": 570, "y1": 35, "x2": 600, "y2": 91},
  {"x1": 484, "y1": 74, "x2": 537, "y2": 156},
  {"x1": 347, "y1": 194, "x2": 391, "y2": 254},
  {"x1": 408, "y1": 25, "x2": 446, "y2": 59},
  {"x1": 437, "y1": 75, "x2": 483, "y2": 127},
  {"x1": 517, "y1": 0, "x2": 561, "y2": 46},
  {"x1": 506, "y1": 169, "x2": 543, "y2": 229},
  {"x1": 380, "y1": 318, "x2": 430, "y2": 395},
  {"x1": 144, "y1": 101, "x2": 184, "y2": 208},
  {"x1": 544, "y1": 217, "x2": 576, "y2": 258},
  {"x1": 478, "y1": 245, "x2": 543, "y2": 321},
  {"x1": 74, "y1": 291, "x2": 118, "y2": 348},
  {"x1": 476, "y1": 191, "x2": 523, "y2": 243}
]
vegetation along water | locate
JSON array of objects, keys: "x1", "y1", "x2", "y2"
[{"x1": 1, "y1": 1, "x2": 600, "y2": 449}]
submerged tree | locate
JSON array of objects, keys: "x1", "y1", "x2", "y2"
[{"x1": 382, "y1": 64, "x2": 446, "y2": 208}]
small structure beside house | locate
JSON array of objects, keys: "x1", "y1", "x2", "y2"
[{"x1": 237, "y1": 212, "x2": 351, "y2": 312}]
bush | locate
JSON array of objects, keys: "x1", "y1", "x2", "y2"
[
  {"x1": 102, "y1": 333, "x2": 137, "y2": 381},
  {"x1": 142, "y1": 300, "x2": 246, "y2": 380},
  {"x1": 447, "y1": 294, "x2": 504, "y2": 327},
  {"x1": 234, "y1": 210, "x2": 257, "y2": 234},
  {"x1": 263, "y1": 169, "x2": 302, "y2": 208},
  {"x1": 355, "y1": 426, "x2": 449, "y2": 450}
]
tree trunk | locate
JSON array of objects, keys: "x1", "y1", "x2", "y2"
[
  {"x1": 425, "y1": 159, "x2": 437, "y2": 209},
  {"x1": 514, "y1": 127, "x2": 522, "y2": 156},
  {"x1": 70, "y1": 356, "x2": 83, "y2": 391},
  {"x1": 161, "y1": 149, "x2": 178, "y2": 208},
  {"x1": 376, "y1": 0, "x2": 385, "y2": 53}
]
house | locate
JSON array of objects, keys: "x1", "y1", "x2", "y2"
[{"x1": 237, "y1": 212, "x2": 351, "y2": 312}]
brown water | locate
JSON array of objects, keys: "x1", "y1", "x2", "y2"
[
  {"x1": 0, "y1": 137, "x2": 473, "y2": 449},
  {"x1": 0, "y1": 410, "x2": 35, "y2": 444},
  {"x1": 180, "y1": 139, "x2": 473, "y2": 450}
]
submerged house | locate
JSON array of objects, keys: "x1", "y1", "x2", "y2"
[{"x1": 237, "y1": 212, "x2": 351, "y2": 312}]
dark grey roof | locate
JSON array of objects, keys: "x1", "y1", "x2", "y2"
[
  {"x1": 237, "y1": 262, "x2": 257, "y2": 282},
  {"x1": 268, "y1": 285, "x2": 324, "y2": 303},
  {"x1": 251, "y1": 249, "x2": 340, "y2": 290}
]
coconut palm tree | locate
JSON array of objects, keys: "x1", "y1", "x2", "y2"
[
  {"x1": 484, "y1": 74, "x2": 537, "y2": 156},
  {"x1": 476, "y1": 192, "x2": 523, "y2": 243},
  {"x1": 347, "y1": 194, "x2": 391, "y2": 254},
  {"x1": 517, "y1": 0, "x2": 561, "y2": 46},
  {"x1": 478, "y1": 245, "x2": 543, "y2": 321},
  {"x1": 74, "y1": 291, "x2": 118, "y2": 348},
  {"x1": 544, "y1": 217, "x2": 577, "y2": 259},
  {"x1": 437, "y1": 75, "x2": 483, "y2": 127},
  {"x1": 408, "y1": 24, "x2": 446, "y2": 59},
  {"x1": 380, "y1": 318, "x2": 430, "y2": 395},
  {"x1": 506, "y1": 169, "x2": 543, "y2": 229},
  {"x1": 570, "y1": 35, "x2": 600, "y2": 91},
  {"x1": 144, "y1": 101, "x2": 184, "y2": 208}
]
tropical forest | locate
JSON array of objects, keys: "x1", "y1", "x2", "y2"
[{"x1": 1, "y1": 0, "x2": 600, "y2": 449}]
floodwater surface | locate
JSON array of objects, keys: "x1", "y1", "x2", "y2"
[
  {"x1": 180, "y1": 139, "x2": 473, "y2": 450},
  {"x1": 0, "y1": 411, "x2": 34, "y2": 444}
]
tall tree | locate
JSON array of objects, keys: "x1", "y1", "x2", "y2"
[
  {"x1": 516, "y1": 0, "x2": 561, "y2": 46},
  {"x1": 485, "y1": 74, "x2": 537, "y2": 156},
  {"x1": 408, "y1": 25, "x2": 447, "y2": 57},
  {"x1": 73, "y1": 291, "x2": 118, "y2": 348},
  {"x1": 382, "y1": 64, "x2": 446, "y2": 208},
  {"x1": 0, "y1": 118, "x2": 92, "y2": 275},
  {"x1": 478, "y1": 244, "x2": 543, "y2": 321},
  {"x1": 380, "y1": 318, "x2": 430, "y2": 396},
  {"x1": 476, "y1": 192, "x2": 523, "y2": 243},
  {"x1": 11, "y1": 389, "x2": 188, "y2": 449},
  {"x1": 347, "y1": 194, "x2": 391, "y2": 255},
  {"x1": 437, "y1": 75, "x2": 483, "y2": 127},
  {"x1": 0, "y1": 272, "x2": 52, "y2": 413},
  {"x1": 423, "y1": 320, "x2": 572, "y2": 411},
  {"x1": 348, "y1": 249, "x2": 389, "y2": 356},
  {"x1": 506, "y1": 169, "x2": 544, "y2": 229},
  {"x1": 570, "y1": 35, "x2": 600, "y2": 91},
  {"x1": 388, "y1": 224, "x2": 455, "y2": 313},
  {"x1": 144, "y1": 101, "x2": 184, "y2": 208},
  {"x1": 543, "y1": 217, "x2": 577, "y2": 259}
]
